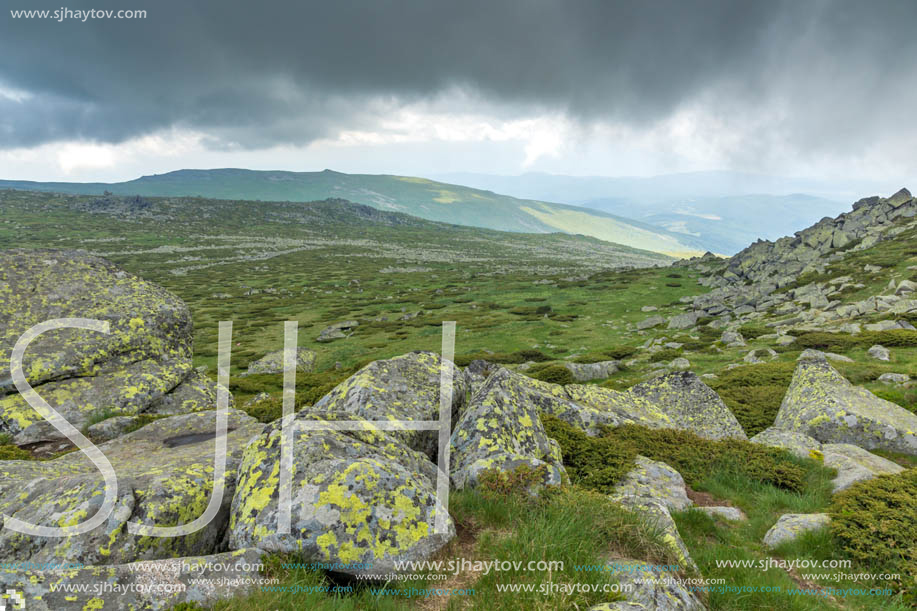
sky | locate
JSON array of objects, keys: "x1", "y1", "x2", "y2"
[{"x1": 1, "y1": 0, "x2": 916, "y2": 187}]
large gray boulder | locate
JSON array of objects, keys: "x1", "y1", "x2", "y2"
[
  {"x1": 0, "y1": 548, "x2": 266, "y2": 610},
  {"x1": 309, "y1": 351, "x2": 466, "y2": 459},
  {"x1": 0, "y1": 409, "x2": 263, "y2": 567},
  {"x1": 773, "y1": 350, "x2": 917, "y2": 455},
  {"x1": 450, "y1": 368, "x2": 567, "y2": 490},
  {"x1": 567, "y1": 372, "x2": 748, "y2": 440},
  {"x1": 610, "y1": 456, "x2": 692, "y2": 511},
  {"x1": 0, "y1": 250, "x2": 222, "y2": 445},
  {"x1": 229, "y1": 410, "x2": 453, "y2": 575}
]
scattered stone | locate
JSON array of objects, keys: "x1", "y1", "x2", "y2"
[
  {"x1": 824, "y1": 352, "x2": 853, "y2": 363},
  {"x1": 867, "y1": 344, "x2": 890, "y2": 361},
  {"x1": 637, "y1": 315, "x2": 665, "y2": 330},
  {"x1": 640, "y1": 305, "x2": 658, "y2": 312},
  {"x1": 667, "y1": 312, "x2": 699, "y2": 330},
  {"x1": 763, "y1": 514, "x2": 831, "y2": 548},
  {"x1": 720, "y1": 330, "x2": 745, "y2": 346},
  {"x1": 878, "y1": 373, "x2": 910, "y2": 385},
  {"x1": 243, "y1": 391, "x2": 270, "y2": 407},
  {"x1": 563, "y1": 360, "x2": 619, "y2": 382},
  {"x1": 775, "y1": 335, "x2": 796, "y2": 346},
  {"x1": 669, "y1": 357, "x2": 691, "y2": 371},
  {"x1": 587, "y1": 556, "x2": 705, "y2": 610},
  {"x1": 316, "y1": 320, "x2": 359, "y2": 342},
  {"x1": 242, "y1": 348, "x2": 316, "y2": 376}
]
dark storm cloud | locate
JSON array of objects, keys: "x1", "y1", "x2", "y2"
[{"x1": 2, "y1": 0, "x2": 916, "y2": 156}]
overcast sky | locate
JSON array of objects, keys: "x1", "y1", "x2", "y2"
[{"x1": 1, "y1": 0, "x2": 916, "y2": 186}]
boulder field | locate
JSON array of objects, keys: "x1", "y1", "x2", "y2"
[{"x1": 2, "y1": 250, "x2": 916, "y2": 609}]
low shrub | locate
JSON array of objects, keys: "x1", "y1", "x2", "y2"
[
  {"x1": 0, "y1": 443, "x2": 32, "y2": 460},
  {"x1": 648, "y1": 348, "x2": 682, "y2": 363},
  {"x1": 830, "y1": 469, "x2": 917, "y2": 602},
  {"x1": 792, "y1": 329, "x2": 917, "y2": 351},
  {"x1": 737, "y1": 323, "x2": 770, "y2": 340},
  {"x1": 543, "y1": 417, "x2": 807, "y2": 493},
  {"x1": 708, "y1": 362, "x2": 795, "y2": 436},
  {"x1": 542, "y1": 415, "x2": 637, "y2": 493},
  {"x1": 529, "y1": 365, "x2": 575, "y2": 385},
  {"x1": 603, "y1": 346, "x2": 638, "y2": 360}
]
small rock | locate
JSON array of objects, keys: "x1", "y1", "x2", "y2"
[
  {"x1": 867, "y1": 344, "x2": 890, "y2": 361},
  {"x1": 637, "y1": 315, "x2": 665, "y2": 330},
  {"x1": 316, "y1": 320, "x2": 359, "y2": 342},
  {"x1": 669, "y1": 357, "x2": 691, "y2": 371},
  {"x1": 763, "y1": 514, "x2": 831, "y2": 548},
  {"x1": 697, "y1": 506, "x2": 747, "y2": 521},
  {"x1": 775, "y1": 335, "x2": 796, "y2": 346},
  {"x1": 640, "y1": 305, "x2": 658, "y2": 312},
  {"x1": 878, "y1": 373, "x2": 910, "y2": 385}
]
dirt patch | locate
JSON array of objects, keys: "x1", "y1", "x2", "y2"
[
  {"x1": 417, "y1": 523, "x2": 479, "y2": 611},
  {"x1": 686, "y1": 486, "x2": 732, "y2": 507}
]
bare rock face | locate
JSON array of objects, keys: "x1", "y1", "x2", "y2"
[
  {"x1": 0, "y1": 250, "x2": 224, "y2": 446},
  {"x1": 773, "y1": 350, "x2": 917, "y2": 455}
]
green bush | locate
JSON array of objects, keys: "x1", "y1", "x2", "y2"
[
  {"x1": 605, "y1": 424, "x2": 807, "y2": 492},
  {"x1": 543, "y1": 417, "x2": 807, "y2": 494},
  {"x1": 454, "y1": 349, "x2": 552, "y2": 367},
  {"x1": 792, "y1": 329, "x2": 917, "y2": 351},
  {"x1": 708, "y1": 362, "x2": 795, "y2": 436},
  {"x1": 0, "y1": 444, "x2": 32, "y2": 460},
  {"x1": 529, "y1": 365, "x2": 575, "y2": 385},
  {"x1": 738, "y1": 323, "x2": 770, "y2": 340},
  {"x1": 648, "y1": 348, "x2": 682, "y2": 363},
  {"x1": 830, "y1": 469, "x2": 917, "y2": 601},
  {"x1": 603, "y1": 346, "x2": 638, "y2": 360},
  {"x1": 541, "y1": 415, "x2": 637, "y2": 493}
]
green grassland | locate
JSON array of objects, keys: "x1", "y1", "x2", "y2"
[{"x1": 2, "y1": 188, "x2": 916, "y2": 610}]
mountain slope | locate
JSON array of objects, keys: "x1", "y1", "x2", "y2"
[
  {"x1": 434, "y1": 171, "x2": 851, "y2": 254},
  {"x1": 0, "y1": 169, "x2": 707, "y2": 257}
]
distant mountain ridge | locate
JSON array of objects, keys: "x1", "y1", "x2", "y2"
[{"x1": 0, "y1": 169, "x2": 708, "y2": 257}]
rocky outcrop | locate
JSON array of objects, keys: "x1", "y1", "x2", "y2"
[
  {"x1": 0, "y1": 409, "x2": 263, "y2": 566},
  {"x1": 763, "y1": 513, "x2": 830, "y2": 548},
  {"x1": 0, "y1": 250, "x2": 223, "y2": 445},
  {"x1": 242, "y1": 348, "x2": 316, "y2": 376},
  {"x1": 773, "y1": 350, "x2": 917, "y2": 455},
  {"x1": 229, "y1": 410, "x2": 453, "y2": 575},
  {"x1": 316, "y1": 320, "x2": 358, "y2": 342},
  {"x1": 0, "y1": 548, "x2": 265, "y2": 611},
  {"x1": 567, "y1": 372, "x2": 748, "y2": 440}
]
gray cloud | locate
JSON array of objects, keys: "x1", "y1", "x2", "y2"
[{"x1": 2, "y1": 0, "x2": 917, "y2": 166}]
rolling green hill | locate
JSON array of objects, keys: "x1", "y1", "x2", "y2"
[{"x1": 0, "y1": 169, "x2": 707, "y2": 257}]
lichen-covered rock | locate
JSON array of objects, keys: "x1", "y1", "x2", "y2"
[
  {"x1": 763, "y1": 513, "x2": 830, "y2": 548},
  {"x1": 610, "y1": 456, "x2": 692, "y2": 511},
  {"x1": 310, "y1": 352, "x2": 466, "y2": 459},
  {"x1": 877, "y1": 373, "x2": 911, "y2": 385},
  {"x1": 749, "y1": 427, "x2": 823, "y2": 460},
  {"x1": 0, "y1": 250, "x2": 222, "y2": 444},
  {"x1": 773, "y1": 350, "x2": 917, "y2": 455},
  {"x1": 637, "y1": 315, "x2": 665, "y2": 330},
  {"x1": 229, "y1": 410, "x2": 453, "y2": 576},
  {"x1": 0, "y1": 409, "x2": 263, "y2": 566},
  {"x1": 667, "y1": 312, "x2": 699, "y2": 330},
  {"x1": 0, "y1": 249, "x2": 191, "y2": 391},
  {"x1": 613, "y1": 498, "x2": 697, "y2": 572},
  {"x1": 3, "y1": 358, "x2": 191, "y2": 443},
  {"x1": 242, "y1": 348, "x2": 316, "y2": 376},
  {"x1": 450, "y1": 368, "x2": 567, "y2": 489},
  {"x1": 588, "y1": 557, "x2": 705, "y2": 611},
  {"x1": 567, "y1": 372, "x2": 747, "y2": 440},
  {"x1": 87, "y1": 416, "x2": 141, "y2": 442},
  {"x1": 0, "y1": 548, "x2": 265, "y2": 610},
  {"x1": 822, "y1": 443, "x2": 904, "y2": 492},
  {"x1": 462, "y1": 359, "x2": 499, "y2": 396}
]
